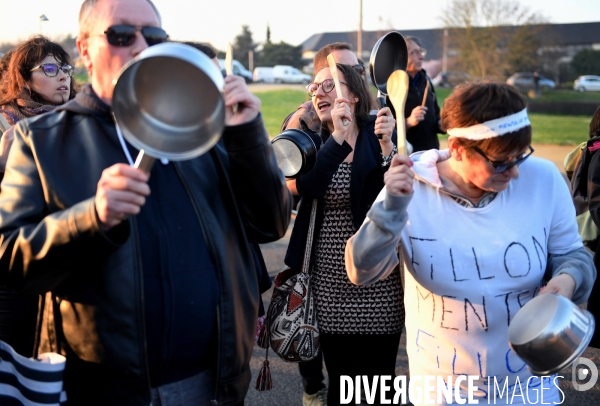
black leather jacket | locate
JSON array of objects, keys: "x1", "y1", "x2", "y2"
[{"x1": 0, "y1": 86, "x2": 291, "y2": 405}]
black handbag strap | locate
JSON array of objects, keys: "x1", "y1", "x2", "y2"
[{"x1": 302, "y1": 199, "x2": 318, "y2": 274}]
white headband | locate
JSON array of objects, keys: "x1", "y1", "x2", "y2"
[{"x1": 446, "y1": 108, "x2": 530, "y2": 140}]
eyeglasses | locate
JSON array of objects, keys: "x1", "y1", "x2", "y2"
[
  {"x1": 472, "y1": 145, "x2": 534, "y2": 173},
  {"x1": 103, "y1": 25, "x2": 169, "y2": 47},
  {"x1": 30, "y1": 63, "x2": 74, "y2": 77},
  {"x1": 306, "y1": 78, "x2": 348, "y2": 97},
  {"x1": 409, "y1": 48, "x2": 427, "y2": 57}
]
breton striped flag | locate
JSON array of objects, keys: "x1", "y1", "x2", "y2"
[{"x1": 0, "y1": 341, "x2": 66, "y2": 406}]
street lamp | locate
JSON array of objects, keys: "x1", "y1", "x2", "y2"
[{"x1": 39, "y1": 15, "x2": 49, "y2": 35}]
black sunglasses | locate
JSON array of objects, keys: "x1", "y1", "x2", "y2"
[
  {"x1": 30, "y1": 63, "x2": 74, "y2": 77},
  {"x1": 103, "y1": 25, "x2": 168, "y2": 47},
  {"x1": 472, "y1": 145, "x2": 534, "y2": 173},
  {"x1": 348, "y1": 64, "x2": 365, "y2": 75}
]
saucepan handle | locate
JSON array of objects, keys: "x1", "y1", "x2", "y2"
[
  {"x1": 376, "y1": 90, "x2": 387, "y2": 139},
  {"x1": 134, "y1": 150, "x2": 156, "y2": 173}
]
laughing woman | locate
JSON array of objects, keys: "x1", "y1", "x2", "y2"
[
  {"x1": 285, "y1": 63, "x2": 402, "y2": 406},
  {"x1": 346, "y1": 82, "x2": 595, "y2": 405},
  {"x1": 0, "y1": 35, "x2": 77, "y2": 356}
]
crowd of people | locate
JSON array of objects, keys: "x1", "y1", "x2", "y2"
[{"x1": 0, "y1": 1, "x2": 597, "y2": 406}]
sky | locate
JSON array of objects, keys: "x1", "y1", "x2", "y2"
[{"x1": 1, "y1": 0, "x2": 600, "y2": 52}]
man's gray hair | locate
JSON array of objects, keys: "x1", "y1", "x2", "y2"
[{"x1": 79, "y1": 0, "x2": 162, "y2": 37}]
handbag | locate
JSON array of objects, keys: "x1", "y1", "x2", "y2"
[
  {"x1": 0, "y1": 295, "x2": 67, "y2": 406},
  {"x1": 255, "y1": 199, "x2": 320, "y2": 391}
]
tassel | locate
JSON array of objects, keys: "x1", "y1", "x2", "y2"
[
  {"x1": 256, "y1": 316, "x2": 269, "y2": 349},
  {"x1": 255, "y1": 349, "x2": 273, "y2": 391}
]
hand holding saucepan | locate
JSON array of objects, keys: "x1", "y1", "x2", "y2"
[
  {"x1": 374, "y1": 107, "x2": 395, "y2": 144},
  {"x1": 540, "y1": 273, "x2": 576, "y2": 300},
  {"x1": 384, "y1": 154, "x2": 414, "y2": 196},
  {"x1": 95, "y1": 164, "x2": 150, "y2": 230}
]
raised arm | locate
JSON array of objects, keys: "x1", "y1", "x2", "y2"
[
  {"x1": 221, "y1": 75, "x2": 291, "y2": 243},
  {"x1": 346, "y1": 154, "x2": 414, "y2": 285}
]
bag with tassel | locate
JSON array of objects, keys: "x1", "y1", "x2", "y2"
[{"x1": 255, "y1": 199, "x2": 320, "y2": 391}]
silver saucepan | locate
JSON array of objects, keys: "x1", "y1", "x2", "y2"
[
  {"x1": 271, "y1": 128, "x2": 318, "y2": 178},
  {"x1": 112, "y1": 42, "x2": 225, "y2": 172},
  {"x1": 508, "y1": 293, "x2": 595, "y2": 376}
]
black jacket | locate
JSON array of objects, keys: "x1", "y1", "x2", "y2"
[
  {"x1": 584, "y1": 137, "x2": 600, "y2": 348},
  {"x1": 393, "y1": 69, "x2": 443, "y2": 152},
  {"x1": 0, "y1": 86, "x2": 291, "y2": 405},
  {"x1": 285, "y1": 117, "x2": 395, "y2": 271}
]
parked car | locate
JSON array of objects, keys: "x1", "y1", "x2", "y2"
[
  {"x1": 217, "y1": 59, "x2": 253, "y2": 83},
  {"x1": 506, "y1": 72, "x2": 555, "y2": 91},
  {"x1": 431, "y1": 71, "x2": 471, "y2": 88},
  {"x1": 253, "y1": 67, "x2": 274, "y2": 83},
  {"x1": 272, "y1": 65, "x2": 311, "y2": 84},
  {"x1": 574, "y1": 75, "x2": 600, "y2": 92}
]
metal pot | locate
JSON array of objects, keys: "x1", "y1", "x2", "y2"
[
  {"x1": 507, "y1": 293, "x2": 595, "y2": 376},
  {"x1": 112, "y1": 42, "x2": 225, "y2": 169},
  {"x1": 271, "y1": 129, "x2": 318, "y2": 178},
  {"x1": 369, "y1": 31, "x2": 408, "y2": 109}
]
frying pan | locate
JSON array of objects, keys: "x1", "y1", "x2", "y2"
[
  {"x1": 112, "y1": 42, "x2": 225, "y2": 172},
  {"x1": 369, "y1": 31, "x2": 408, "y2": 111}
]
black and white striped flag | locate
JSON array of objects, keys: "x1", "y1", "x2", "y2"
[{"x1": 0, "y1": 340, "x2": 66, "y2": 406}]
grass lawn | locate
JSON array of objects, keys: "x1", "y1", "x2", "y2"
[
  {"x1": 531, "y1": 89, "x2": 600, "y2": 103},
  {"x1": 528, "y1": 114, "x2": 590, "y2": 145},
  {"x1": 254, "y1": 89, "x2": 309, "y2": 137},
  {"x1": 253, "y1": 88, "x2": 592, "y2": 145}
]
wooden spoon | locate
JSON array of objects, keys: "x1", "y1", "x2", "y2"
[
  {"x1": 326, "y1": 54, "x2": 349, "y2": 126},
  {"x1": 225, "y1": 42, "x2": 234, "y2": 76},
  {"x1": 387, "y1": 70, "x2": 410, "y2": 154},
  {"x1": 225, "y1": 42, "x2": 238, "y2": 114},
  {"x1": 421, "y1": 79, "x2": 430, "y2": 107}
]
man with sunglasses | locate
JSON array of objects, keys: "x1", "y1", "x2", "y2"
[{"x1": 0, "y1": 0, "x2": 290, "y2": 405}]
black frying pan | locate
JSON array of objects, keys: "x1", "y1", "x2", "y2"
[{"x1": 370, "y1": 31, "x2": 408, "y2": 111}]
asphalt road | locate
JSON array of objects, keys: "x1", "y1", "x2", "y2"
[{"x1": 247, "y1": 144, "x2": 599, "y2": 405}]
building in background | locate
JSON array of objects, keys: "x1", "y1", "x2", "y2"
[{"x1": 301, "y1": 22, "x2": 600, "y2": 84}]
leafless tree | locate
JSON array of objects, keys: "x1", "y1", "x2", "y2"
[{"x1": 440, "y1": 0, "x2": 548, "y2": 79}]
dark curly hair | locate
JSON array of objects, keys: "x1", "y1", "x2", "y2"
[
  {"x1": 442, "y1": 81, "x2": 531, "y2": 157},
  {"x1": 0, "y1": 35, "x2": 77, "y2": 105}
]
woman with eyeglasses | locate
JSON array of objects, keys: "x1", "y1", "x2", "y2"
[
  {"x1": 284, "y1": 62, "x2": 403, "y2": 406},
  {"x1": 0, "y1": 35, "x2": 77, "y2": 357},
  {"x1": 346, "y1": 82, "x2": 595, "y2": 404},
  {"x1": 0, "y1": 36, "x2": 76, "y2": 171}
]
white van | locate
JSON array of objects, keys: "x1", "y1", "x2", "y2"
[
  {"x1": 272, "y1": 65, "x2": 311, "y2": 84},
  {"x1": 253, "y1": 67, "x2": 274, "y2": 83},
  {"x1": 217, "y1": 59, "x2": 253, "y2": 83}
]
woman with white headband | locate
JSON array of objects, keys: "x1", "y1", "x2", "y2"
[{"x1": 345, "y1": 82, "x2": 595, "y2": 405}]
